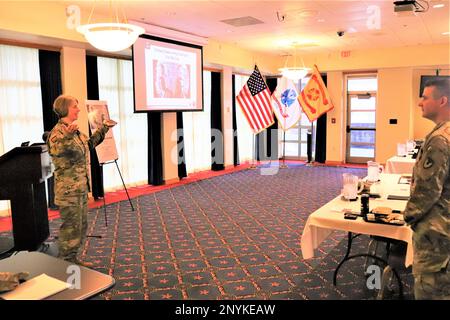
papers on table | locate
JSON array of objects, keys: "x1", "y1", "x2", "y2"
[
  {"x1": 387, "y1": 195, "x2": 410, "y2": 200},
  {"x1": 398, "y1": 175, "x2": 412, "y2": 185},
  {"x1": 387, "y1": 185, "x2": 410, "y2": 200},
  {"x1": 385, "y1": 178, "x2": 411, "y2": 200},
  {"x1": 0, "y1": 273, "x2": 70, "y2": 300}
]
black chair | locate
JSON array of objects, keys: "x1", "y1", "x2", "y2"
[
  {"x1": 364, "y1": 236, "x2": 407, "y2": 299},
  {"x1": 364, "y1": 236, "x2": 398, "y2": 270},
  {"x1": 378, "y1": 240, "x2": 408, "y2": 299}
]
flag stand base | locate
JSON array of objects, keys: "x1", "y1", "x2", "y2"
[{"x1": 306, "y1": 162, "x2": 314, "y2": 167}]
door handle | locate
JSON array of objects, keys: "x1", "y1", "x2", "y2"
[{"x1": 347, "y1": 126, "x2": 376, "y2": 132}]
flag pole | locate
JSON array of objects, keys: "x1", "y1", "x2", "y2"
[
  {"x1": 280, "y1": 130, "x2": 288, "y2": 168},
  {"x1": 279, "y1": 102, "x2": 288, "y2": 169},
  {"x1": 249, "y1": 133, "x2": 257, "y2": 169},
  {"x1": 280, "y1": 129, "x2": 288, "y2": 168},
  {"x1": 306, "y1": 122, "x2": 314, "y2": 167}
]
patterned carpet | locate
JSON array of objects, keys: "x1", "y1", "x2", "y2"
[{"x1": 6, "y1": 164, "x2": 415, "y2": 299}]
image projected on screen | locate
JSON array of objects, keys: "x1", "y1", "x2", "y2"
[
  {"x1": 133, "y1": 35, "x2": 203, "y2": 112},
  {"x1": 148, "y1": 52, "x2": 192, "y2": 101}
]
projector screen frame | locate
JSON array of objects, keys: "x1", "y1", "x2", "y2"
[{"x1": 132, "y1": 34, "x2": 204, "y2": 113}]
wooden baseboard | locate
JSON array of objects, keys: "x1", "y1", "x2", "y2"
[
  {"x1": 0, "y1": 209, "x2": 10, "y2": 218},
  {"x1": 325, "y1": 160, "x2": 368, "y2": 168},
  {"x1": 325, "y1": 160, "x2": 345, "y2": 166},
  {"x1": 164, "y1": 178, "x2": 180, "y2": 185}
]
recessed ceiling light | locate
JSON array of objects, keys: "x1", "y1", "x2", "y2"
[
  {"x1": 442, "y1": 31, "x2": 450, "y2": 35},
  {"x1": 317, "y1": 19, "x2": 325, "y2": 23},
  {"x1": 433, "y1": 4, "x2": 445, "y2": 8}
]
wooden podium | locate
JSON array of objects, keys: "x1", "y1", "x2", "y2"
[{"x1": 0, "y1": 144, "x2": 52, "y2": 251}]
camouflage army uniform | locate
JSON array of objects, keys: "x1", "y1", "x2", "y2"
[
  {"x1": 404, "y1": 121, "x2": 450, "y2": 300},
  {"x1": 47, "y1": 120, "x2": 109, "y2": 262},
  {"x1": 0, "y1": 272, "x2": 28, "y2": 292}
]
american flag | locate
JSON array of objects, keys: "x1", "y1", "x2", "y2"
[{"x1": 236, "y1": 65, "x2": 274, "y2": 134}]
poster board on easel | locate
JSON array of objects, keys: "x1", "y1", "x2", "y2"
[{"x1": 86, "y1": 100, "x2": 118, "y2": 164}]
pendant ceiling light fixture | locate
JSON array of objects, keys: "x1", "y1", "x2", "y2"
[
  {"x1": 76, "y1": 1, "x2": 145, "y2": 52},
  {"x1": 279, "y1": 43, "x2": 311, "y2": 82}
]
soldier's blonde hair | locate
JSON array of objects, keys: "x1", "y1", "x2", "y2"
[{"x1": 53, "y1": 95, "x2": 78, "y2": 118}]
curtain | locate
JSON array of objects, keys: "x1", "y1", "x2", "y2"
[
  {"x1": 39, "y1": 50, "x2": 61, "y2": 132},
  {"x1": 314, "y1": 74, "x2": 327, "y2": 163},
  {"x1": 210, "y1": 71, "x2": 224, "y2": 171},
  {"x1": 234, "y1": 74, "x2": 253, "y2": 163},
  {"x1": 266, "y1": 77, "x2": 278, "y2": 160},
  {"x1": 0, "y1": 44, "x2": 43, "y2": 215},
  {"x1": 148, "y1": 112, "x2": 163, "y2": 185},
  {"x1": 182, "y1": 71, "x2": 212, "y2": 174},
  {"x1": 255, "y1": 77, "x2": 278, "y2": 161},
  {"x1": 85, "y1": 55, "x2": 104, "y2": 198},
  {"x1": 39, "y1": 49, "x2": 62, "y2": 209},
  {"x1": 232, "y1": 75, "x2": 239, "y2": 166},
  {"x1": 97, "y1": 57, "x2": 148, "y2": 190},
  {"x1": 176, "y1": 112, "x2": 187, "y2": 179}
]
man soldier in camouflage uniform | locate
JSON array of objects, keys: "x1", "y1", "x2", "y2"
[
  {"x1": 404, "y1": 79, "x2": 450, "y2": 299},
  {"x1": 47, "y1": 95, "x2": 115, "y2": 266}
]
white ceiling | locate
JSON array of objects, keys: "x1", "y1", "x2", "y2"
[{"x1": 68, "y1": 0, "x2": 450, "y2": 56}]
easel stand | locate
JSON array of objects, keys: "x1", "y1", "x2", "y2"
[{"x1": 99, "y1": 160, "x2": 135, "y2": 227}]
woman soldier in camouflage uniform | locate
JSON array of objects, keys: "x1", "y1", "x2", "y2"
[{"x1": 47, "y1": 95, "x2": 115, "y2": 266}]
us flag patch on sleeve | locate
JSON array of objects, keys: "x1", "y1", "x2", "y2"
[{"x1": 423, "y1": 157, "x2": 434, "y2": 169}]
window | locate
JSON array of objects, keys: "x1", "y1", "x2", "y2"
[
  {"x1": 0, "y1": 44, "x2": 44, "y2": 215},
  {"x1": 283, "y1": 77, "x2": 316, "y2": 159},
  {"x1": 182, "y1": 70, "x2": 212, "y2": 174},
  {"x1": 234, "y1": 74, "x2": 254, "y2": 163},
  {"x1": 97, "y1": 57, "x2": 148, "y2": 190}
]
